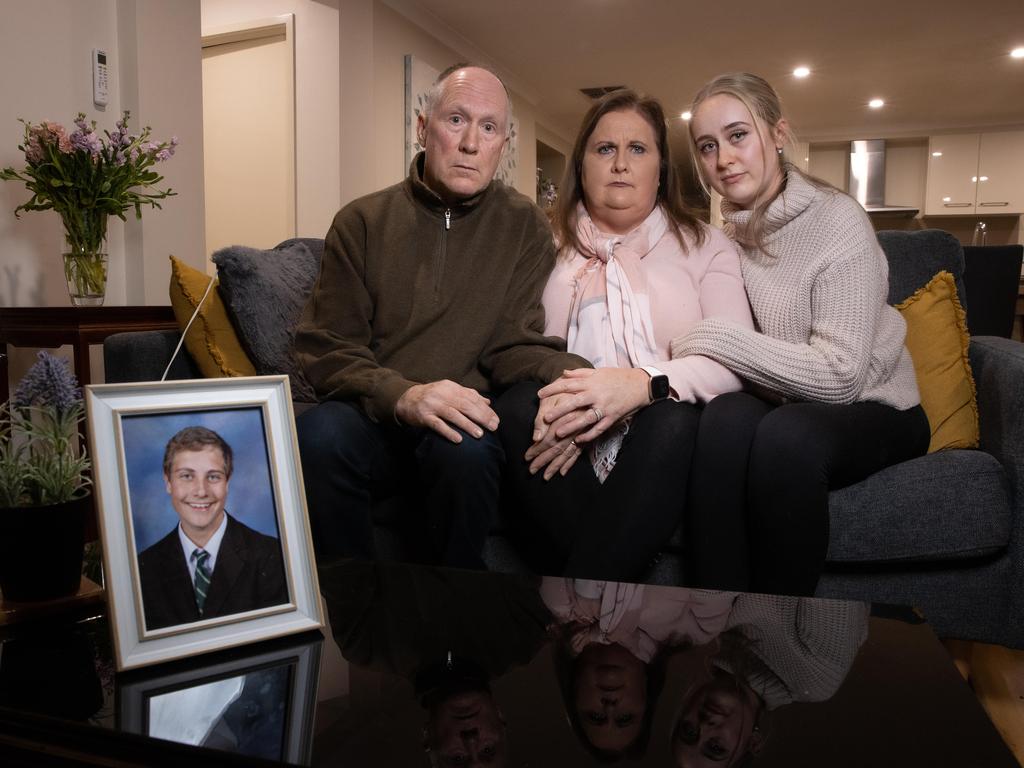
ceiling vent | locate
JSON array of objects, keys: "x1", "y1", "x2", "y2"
[{"x1": 579, "y1": 86, "x2": 627, "y2": 99}]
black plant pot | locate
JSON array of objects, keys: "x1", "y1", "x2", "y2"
[{"x1": 0, "y1": 496, "x2": 88, "y2": 602}]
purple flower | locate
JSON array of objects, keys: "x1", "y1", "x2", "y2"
[
  {"x1": 24, "y1": 133, "x2": 44, "y2": 163},
  {"x1": 12, "y1": 351, "x2": 82, "y2": 414},
  {"x1": 69, "y1": 114, "x2": 103, "y2": 157}
]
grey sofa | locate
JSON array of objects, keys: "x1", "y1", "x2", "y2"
[{"x1": 103, "y1": 230, "x2": 1024, "y2": 648}]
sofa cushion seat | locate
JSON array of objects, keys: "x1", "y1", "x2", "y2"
[{"x1": 826, "y1": 449, "x2": 1011, "y2": 564}]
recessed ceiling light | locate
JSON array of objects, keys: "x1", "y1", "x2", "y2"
[
  {"x1": 1011, "y1": 47, "x2": 1024, "y2": 58},
  {"x1": 793, "y1": 66, "x2": 810, "y2": 78},
  {"x1": 972, "y1": 176, "x2": 978, "y2": 183},
  {"x1": 868, "y1": 98, "x2": 885, "y2": 109},
  {"x1": 932, "y1": 151, "x2": 943, "y2": 157},
  {"x1": 980, "y1": 175, "x2": 989, "y2": 182},
  {"x1": 680, "y1": 111, "x2": 692, "y2": 121},
  {"x1": 943, "y1": 196, "x2": 951, "y2": 202}
]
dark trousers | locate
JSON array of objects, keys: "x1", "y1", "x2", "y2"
[
  {"x1": 296, "y1": 399, "x2": 505, "y2": 570},
  {"x1": 496, "y1": 382, "x2": 702, "y2": 582},
  {"x1": 686, "y1": 392, "x2": 931, "y2": 595}
]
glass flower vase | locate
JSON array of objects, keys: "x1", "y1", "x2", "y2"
[{"x1": 62, "y1": 238, "x2": 108, "y2": 307}]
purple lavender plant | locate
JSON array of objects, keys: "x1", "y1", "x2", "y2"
[
  {"x1": 12, "y1": 351, "x2": 82, "y2": 414},
  {"x1": 2, "y1": 351, "x2": 90, "y2": 506}
]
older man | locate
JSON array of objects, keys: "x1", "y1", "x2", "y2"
[{"x1": 295, "y1": 63, "x2": 588, "y2": 569}]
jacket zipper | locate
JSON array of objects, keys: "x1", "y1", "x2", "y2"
[{"x1": 435, "y1": 208, "x2": 451, "y2": 299}]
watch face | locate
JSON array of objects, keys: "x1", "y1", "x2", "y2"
[{"x1": 650, "y1": 374, "x2": 671, "y2": 400}]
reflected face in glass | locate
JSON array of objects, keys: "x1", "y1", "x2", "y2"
[
  {"x1": 427, "y1": 690, "x2": 507, "y2": 767},
  {"x1": 574, "y1": 642, "x2": 647, "y2": 753},
  {"x1": 690, "y1": 93, "x2": 784, "y2": 211},
  {"x1": 581, "y1": 108, "x2": 661, "y2": 234},
  {"x1": 671, "y1": 674, "x2": 762, "y2": 767},
  {"x1": 164, "y1": 446, "x2": 230, "y2": 547}
]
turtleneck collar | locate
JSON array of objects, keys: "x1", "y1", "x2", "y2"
[
  {"x1": 405, "y1": 151, "x2": 493, "y2": 217},
  {"x1": 720, "y1": 167, "x2": 817, "y2": 246}
]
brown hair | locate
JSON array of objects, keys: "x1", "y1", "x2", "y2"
[
  {"x1": 551, "y1": 88, "x2": 705, "y2": 256},
  {"x1": 687, "y1": 72, "x2": 833, "y2": 252},
  {"x1": 163, "y1": 426, "x2": 233, "y2": 479}
]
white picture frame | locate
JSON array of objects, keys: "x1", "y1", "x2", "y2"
[
  {"x1": 86, "y1": 376, "x2": 323, "y2": 671},
  {"x1": 404, "y1": 54, "x2": 518, "y2": 186}
]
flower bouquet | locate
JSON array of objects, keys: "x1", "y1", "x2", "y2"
[{"x1": 0, "y1": 112, "x2": 177, "y2": 305}]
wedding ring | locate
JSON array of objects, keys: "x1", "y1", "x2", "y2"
[{"x1": 590, "y1": 407, "x2": 603, "y2": 423}]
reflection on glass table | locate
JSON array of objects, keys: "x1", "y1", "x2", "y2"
[
  {"x1": 0, "y1": 561, "x2": 1018, "y2": 766},
  {"x1": 117, "y1": 633, "x2": 320, "y2": 765}
]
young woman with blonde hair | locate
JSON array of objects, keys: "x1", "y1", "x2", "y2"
[{"x1": 675, "y1": 72, "x2": 930, "y2": 595}]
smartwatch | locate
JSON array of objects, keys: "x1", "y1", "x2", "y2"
[{"x1": 640, "y1": 366, "x2": 671, "y2": 402}]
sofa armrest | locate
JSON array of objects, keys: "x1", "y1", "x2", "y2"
[
  {"x1": 969, "y1": 335, "x2": 1024, "y2": 633},
  {"x1": 970, "y1": 336, "x2": 1024, "y2": 474},
  {"x1": 103, "y1": 330, "x2": 201, "y2": 383}
]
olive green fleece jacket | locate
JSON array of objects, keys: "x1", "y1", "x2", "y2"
[{"x1": 295, "y1": 154, "x2": 591, "y2": 423}]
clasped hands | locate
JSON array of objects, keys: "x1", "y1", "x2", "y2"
[{"x1": 527, "y1": 367, "x2": 651, "y2": 480}]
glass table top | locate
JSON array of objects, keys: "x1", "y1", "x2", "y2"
[{"x1": 0, "y1": 561, "x2": 1017, "y2": 766}]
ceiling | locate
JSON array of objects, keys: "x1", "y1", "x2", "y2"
[{"x1": 387, "y1": 0, "x2": 1024, "y2": 160}]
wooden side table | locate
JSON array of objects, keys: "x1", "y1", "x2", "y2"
[{"x1": 0, "y1": 306, "x2": 178, "y2": 401}]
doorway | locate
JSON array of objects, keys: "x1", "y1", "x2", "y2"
[{"x1": 201, "y1": 15, "x2": 296, "y2": 271}]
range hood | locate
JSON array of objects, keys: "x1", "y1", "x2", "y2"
[{"x1": 848, "y1": 140, "x2": 919, "y2": 216}]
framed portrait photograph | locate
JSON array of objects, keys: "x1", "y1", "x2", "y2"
[
  {"x1": 118, "y1": 631, "x2": 322, "y2": 764},
  {"x1": 86, "y1": 376, "x2": 323, "y2": 670}
]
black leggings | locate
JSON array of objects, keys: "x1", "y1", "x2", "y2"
[
  {"x1": 496, "y1": 382, "x2": 702, "y2": 582},
  {"x1": 686, "y1": 392, "x2": 930, "y2": 595}
]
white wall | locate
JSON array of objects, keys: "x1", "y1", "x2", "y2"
[{"x1": 0, "y1": 0, "x2": 205, "y2": 309}]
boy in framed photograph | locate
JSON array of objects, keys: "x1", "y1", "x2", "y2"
[{"x1": 138, "y1": 426, "x2": 289, "y2": 631}]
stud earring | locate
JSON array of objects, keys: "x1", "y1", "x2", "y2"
[{"x1": 776, "y1": 147, "x2": 783, "y2": 156}]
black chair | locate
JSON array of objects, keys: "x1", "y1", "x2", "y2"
[{"x1": 962, "y1": 244, "x2": 1023, "y2": 338}]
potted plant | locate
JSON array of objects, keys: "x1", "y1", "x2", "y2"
[
  {"x1": 0, "y1": 111, "x2": 177, "y2": 306},
  {"x1": 0, "y1": 351, "x2": 92, "y2": 602}
]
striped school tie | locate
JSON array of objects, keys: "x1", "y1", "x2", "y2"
[{"x1": 192, "y1": 548, "x2": 212, "y2": 616}]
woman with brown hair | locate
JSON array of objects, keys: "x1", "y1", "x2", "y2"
[{"x1": 496, "y1": 88, "x2": 753, "y2": 581}]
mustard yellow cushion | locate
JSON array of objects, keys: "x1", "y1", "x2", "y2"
[
  {"x1": 168, "y1": 255, "x2": 255, "y2": 378},
  {"x1": 896, "y1": 270, "x2": 979, "y2": 452}
]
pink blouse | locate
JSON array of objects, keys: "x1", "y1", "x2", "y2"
[{"x1": 542, "y1": 223, "x2": 754, "y2": 403}]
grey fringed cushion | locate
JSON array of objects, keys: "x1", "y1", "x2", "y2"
[{"x1": 212, "y1": 242, "x2": 320, "y2": 402}]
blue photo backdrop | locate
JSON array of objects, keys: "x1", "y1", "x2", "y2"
[{"x1": 122, "y1": 407, "x2": 280, "y2": 554}]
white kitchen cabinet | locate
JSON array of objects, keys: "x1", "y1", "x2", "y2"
[
  {"x1": 977, "y1": 131, "x2": 1024, "y2": 212},
  {"x1": 925, "y1": 131, "x2": 1024, "y2": 215}
]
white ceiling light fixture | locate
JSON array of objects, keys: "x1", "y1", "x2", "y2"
[
  {"x1": 932, "y1": 151, "x2": 943, "y2": 157},
  {"x1": 793, "y1": 66, "x2": 811, "y2": 78},
  {"x1": 680, "y1": 111, "x2": 692, "y2": 121},
  {"x1": 1011, "y1": 47, "x2": 1024, "y2": 58},
  {"x1": 868, "y1": 98, "x2": 885, "y2": 109}
]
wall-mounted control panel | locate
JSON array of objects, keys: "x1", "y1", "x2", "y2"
[{"x1": 93, "y1": 48, "x2": 109, "y2": 106}]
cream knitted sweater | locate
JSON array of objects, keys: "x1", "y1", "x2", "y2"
[
  {"x1": 715, "y1": 594, "x2": 869, "y2": 710},
  {"x1": 671, "y1": 171, "x2": 920, "y2": 409}
]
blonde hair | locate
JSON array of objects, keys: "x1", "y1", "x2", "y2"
[{"x1": 687, "y1": 72, "x2": 829, "y2": 252}]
